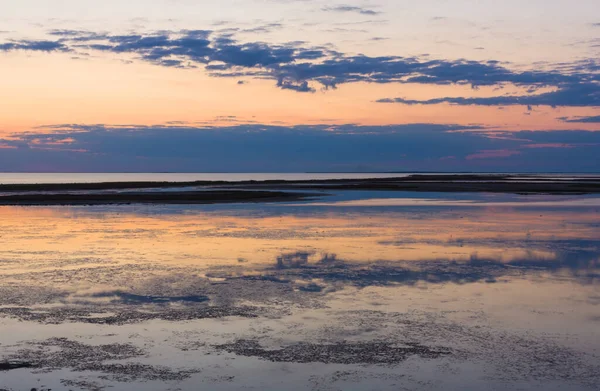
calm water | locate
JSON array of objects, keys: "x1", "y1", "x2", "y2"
[
  {"x1": 0, "y1": 172, "x2": 411, "y2": 184},
  {"x1": 2, "y1": 172, "x2": 598, "y2": 185},
  {"x1": 0, "y1": 191, "x2": 599, "y2": 390}
]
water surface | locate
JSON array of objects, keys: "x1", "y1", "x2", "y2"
[
  {"x1": 0, "y1": 191, "x2": 598, "y2": 390},
  {"x1": 0, "y1": 172, "x2": 408, "y2": 185}
]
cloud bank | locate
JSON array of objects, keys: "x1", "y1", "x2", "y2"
[{"x1": 1, "y1": 123, "x2": 598, "y2": 172}]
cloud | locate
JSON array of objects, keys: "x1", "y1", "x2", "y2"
[
  {"x1": 466, "y1": 149, "x2": 521, "y2": 160},
  {"x1": 377, "y1": 83, "x2": 600, "y2": 108},
  {"x1": 1, "y1": 123, "x2": 599, "y2": 173},
  {"x1": 322, "y1": 5, "x2": 381, "y2": 16},
  {"x1": 277, "y1": 79, "x2": 315, "y2": 92},
  {"x1": 2, "y1": 29, "x2": 599, "y2": 106},
  {"x1": 0, "y1": 40, "x2": 69, "y2": 52},
  {"x1": 559, "y1": 115, "x2": 600, "y2": 123},
  {"x1": 240, "y1": 23, "x2": 284, "y2": 34},
  {"x1": 521, "y1": 143, "x2": 578, "y2": 149}
]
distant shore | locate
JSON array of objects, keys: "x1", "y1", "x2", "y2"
[{"x1": 0, "y1": 175, "x2": 599, "y2": 205}]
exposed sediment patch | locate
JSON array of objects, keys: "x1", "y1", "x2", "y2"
[
  {"x1": 214, "y1": 339, "x2": 453, "y2": 364},
  {"x1": 0, "y1": 361, "x2": 33, "y2": 371},
  {"x1": 3, "y1": 338, "x2": 200, "y2": 382},
  {"x1": 0, "y1": 305, "x2": 261, "y2": 325}
]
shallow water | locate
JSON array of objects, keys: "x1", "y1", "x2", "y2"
[{"x1": 0, "y1": 192, "x2": 599, "y2": 390}]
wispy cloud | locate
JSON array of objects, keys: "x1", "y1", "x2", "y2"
[
  {"x1": 322, "y1": 5, "x2": 381, "y2": 16},
  {"x1": 377, "y1": 83, "x2": 600, "y2": 108},
  {"x1": 559, "y1": 115, "x2": 600, "y2": 123},
  {"x1": 0, "y1": 40, "x2": 69, "y2": 52},
  {"x1": 521, "y1": 143, "x2": 577, "y2": 149}
]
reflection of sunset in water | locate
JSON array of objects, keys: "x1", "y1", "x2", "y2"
[
  {"x1": 0, "y1": 201, "x2": 599, "y2": 391},
  {"x1": 0, "y1": 205, "x2": 597, "y2": 273}
]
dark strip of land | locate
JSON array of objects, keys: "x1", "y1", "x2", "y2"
[
  {"x1": 0, "y1": 190, "x2": 312, "y2": 206},
  {"x1": 1, "y1": 174, "x2": 599, "y2": 192},
  {"x1": 0, "y1": 175, "x2": 599, "y2": 205},
  {"x1": 254, "y1": 180, "x2": 600, "y2": 194}
]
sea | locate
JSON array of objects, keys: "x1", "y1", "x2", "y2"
[{"x1": 0, "y1": 172, "x2": 597, "y2": 184}]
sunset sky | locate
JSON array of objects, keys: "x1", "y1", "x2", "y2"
[{"x1": 0, "y1": 0, "x2": 598, "y2": 172}]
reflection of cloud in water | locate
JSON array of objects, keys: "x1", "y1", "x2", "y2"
[
  {"x1": 250, "y1": 249, "x2": 599, "y2": 287},
  {"x1": 1, "y1": 202, "x2": 599, "y2": 390},
  {"x1": 0, "y1": 247, "x2": 597, "y2": 326},
  {"x1": 86, "y1": 290, "x2": 210, "y2": 305},
  {"x1": 276, "y1": 251, "x2": 312, "y2": 269},
  {"x1": 0, "y1": 205, "x2": 597, "y2": 324},
  {"x1": 383, "y1": 236, "x2": 599, "y2": 265}
]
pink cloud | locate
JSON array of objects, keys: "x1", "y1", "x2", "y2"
[
  {"x1": 466, "y1": 149, "x2": 521, "y2": 160},
  {"x1": 31, "y1": 137, "x2": 77, "y2": 146},
  {"x1": 522, "y1": 143, "x2": 597, "y2": 149}
]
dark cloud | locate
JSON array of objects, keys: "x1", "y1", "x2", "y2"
[
  {"x1": 559, "y1": 115, "x2": 600, "y2": 123},
  {"x1": 211, "y1": 42, "x2": 297, "y2": 67},
  {"x1": 0, "y1": 40, "x2": 69, "y2": 52},
  {"x1": 52, "y1": 30, "x2": 334, "y2": 84},
  {"x1": 1, "y1": 123, "x2": 598, "y2": 172},
  {"x1": 277, "y1": 79, "x2": 315, "y2": 92},
  {"x1": 322, "y1": 5, "x2": 381, "y2": 16},
  {"x1": 378, "y1": 83, "x2": 600, "y2": 107}
]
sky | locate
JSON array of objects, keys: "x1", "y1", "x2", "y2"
[{"x1": 0, "y1": 0, "x2": 598, "y2": 172}]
